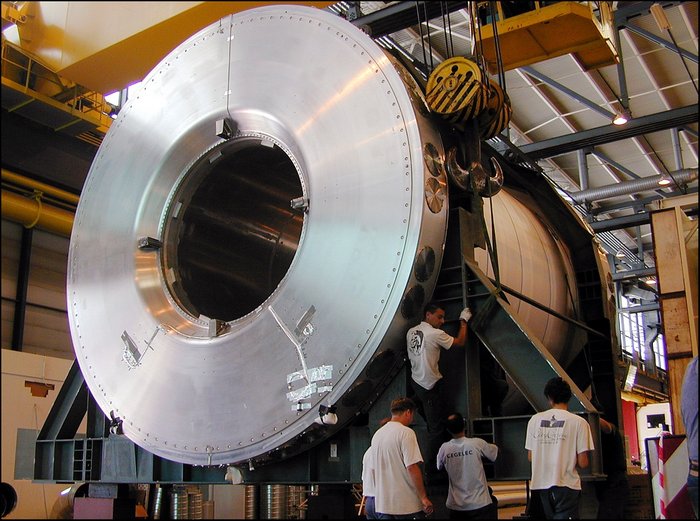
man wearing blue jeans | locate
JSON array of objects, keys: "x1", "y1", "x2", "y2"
[
  {"x1": 525, "y1": 377, "x2": 594, "y2": 519},
  {"x1": 681, "y1": 357, "x2": 698, "y2": 518}
]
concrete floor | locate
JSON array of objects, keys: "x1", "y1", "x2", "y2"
[{"x1": 499, "y1": 504, "x2": 528, "y2": 519}]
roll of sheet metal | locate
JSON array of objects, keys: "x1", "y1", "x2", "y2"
[
  {"x1": 68, "y1": 5, "x2": 448, "y2": 466},
  {"x1": 169, "y1": 486, "x2": 188, "y2": 519},
  {"x1": 244, "y1": 485, "x2": 258, "y2": 520},
  {"x1": 261, "y1": 484, "x2": 287, "y2": 520},
  {"x1": 152, "y1": 485, "x2": 163, "y2": 520}
]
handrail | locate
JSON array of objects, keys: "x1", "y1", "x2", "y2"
[{"x1": 2, "y1": 39, "x2": 115, "y2": 130}]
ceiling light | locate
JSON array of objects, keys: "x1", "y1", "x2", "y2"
[
  {"x1": 658, "y1": 177, "x2": 672, "y2": 186},
  {"x1": 615, "y1": 250, "x2": 626, "y2": 258},
  {"x1": 646, "y1": 278, "x2": 657, "y2": 285},
  {"x1": 612, "y1": 109, "x2": 631, "y2": 125},
  {"x1": 650, "y1": 3, "x2": 671, "y2": 31}
]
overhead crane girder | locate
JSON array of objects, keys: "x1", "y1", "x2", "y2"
[{"x1": 6, "y1": 2, "x2": 334, "y2": 94}]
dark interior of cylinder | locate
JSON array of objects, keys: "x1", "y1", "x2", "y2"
[{"x1": 164, "y1": 139, "x2": 303, "y2": 322}]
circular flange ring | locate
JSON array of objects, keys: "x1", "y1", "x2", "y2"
[{"x1": 68, "y1": 5, "x2": 448, "y2": 466}]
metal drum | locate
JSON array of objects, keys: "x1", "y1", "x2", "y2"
[
  {"x1": 68, "y1": 5, "x2": 448, "y2": 466},
  {"x1": 479, "y1": 189, "x2": 585, "y2": 412}
]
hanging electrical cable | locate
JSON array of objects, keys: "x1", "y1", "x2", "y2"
[
  {"x1": 439, "y1": 1, "x2": 454, "y2": 59},
  {"x1": 423, "y1": 1, "x2": 435, "y2": 73},
  {"x1": 415, "y1": 1, "x2": 429, "y2": 75},
  {"x1": 489, "y1": 1, "x2": 507, "y2": 93}
]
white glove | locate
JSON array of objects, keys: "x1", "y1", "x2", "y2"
[{"x1": 459, "y1": 307, "x2": 472, "y2": 322}]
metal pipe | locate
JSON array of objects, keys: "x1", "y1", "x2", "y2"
[
  {"x1": 570, "y1": 168, "x2": 698, "y2": 204},
  {"x1": 1, "y1": 189, "x2": 74, "y2": 236},
  {"x1": 577, "y1": 149, "x2": 589, "y2": 191},
  {"x1": 671, "y1": 128, "x2": 683, "y2": 170},
  {"x1": 1, "y1": 168, "x2": 80, "y2": 206}
]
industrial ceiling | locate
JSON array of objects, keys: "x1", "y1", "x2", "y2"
[{"x1": 1, "y1": 1, "x2": 698, "y2": 286}]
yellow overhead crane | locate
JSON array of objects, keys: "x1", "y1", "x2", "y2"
[
  {"x1": 474, "y1": 1, "x2": 618, "y2": 73},
  {"x1": 3, "y1": 1, "x2": 335, "y2": 95},
  {"x1": 2, "y1": 2, "x2": 334, "y2": 147}
]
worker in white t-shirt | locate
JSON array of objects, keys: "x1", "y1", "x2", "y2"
[
  {"x1": 525, "y1": 377, "x2": 594, "y2": 519},
  {"x1": 362, "y1": 445, "x2": 378, "y2": 519},
  {"x1": 407, "y1": 302, "x2": 471, "y2": 481},
  {"x1": 372, "y1": 397, "x2": 433, "y2": 518},
  {"x1": 437, "y1": 412, "x2": 499, "y2": 519},
  {"x1": 362, "y1": 417, "x2": 391, "y2": 519}
]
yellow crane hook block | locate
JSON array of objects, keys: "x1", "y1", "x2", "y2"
[{"x1": 426, "y1": 57, "x2": 487, "y2": 126}]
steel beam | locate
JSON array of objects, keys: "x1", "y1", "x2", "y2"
[
  {"x1": 612, "y1": 267, "x2": 657, "y2": 281},
  {"x1": 37, "y1": 361, "x2": 88, "y2": 440},
  {"x1": 519, "y1": 105, "x2": 698, "y2": 160},
  {"x1": 613, "y1": 1, "x2": 684, "y2": 25},
  {"x1": 11, "y1": 227, "x2": 32, "y2": 351},
  {"x1": 591, "y1": 150, "x2": 642, "y2": 180},
  {"x1": 350, "y1": 1, "x2": 465, "y2": 38},
  {"x1": 622, "y1": 22, "x2": 698, "y2": 63},
  {"x1": 590, "y1": 213, "x2": 651, "y2": 232},
  {"x1": 619, "y1": 303, "x2": 660, "y2": 314},
  {"x1": 520, "y1": 66, "x2": 616, "y2": 120}
]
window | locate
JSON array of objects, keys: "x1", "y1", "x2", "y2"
[{"x1": 617, "y1": 295, "x2": 666, "y2": 371}]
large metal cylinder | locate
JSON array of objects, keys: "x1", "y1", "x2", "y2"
[
  {"x1": 68, "y1": 5, "x2": 447, "y2": 467},
  {"x1": 479, "y1": 189, "x2": 585, "y2": 411},
  {"x1": 479, "y1": 190, "x2": 581, "y2": 364},
  {"x1": 67, "y1": 4, "x2": 591, "y2": 468}
]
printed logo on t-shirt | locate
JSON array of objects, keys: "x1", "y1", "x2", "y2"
[
  {"x1": 535, "y1": 415, "x2": 567, "y2": 444},
  {"x1": 540, "y1": 415, "x2": 565, "y2": 428},
  {"x1": 446, "y1": 449, "x2": 474, "y2": 459},
  {"x1": 408, "y1": 330, "x2": 424, "y2": 355}
]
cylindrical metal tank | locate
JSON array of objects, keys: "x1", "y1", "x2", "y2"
[
  {"x1": 478, "y1": 189, "x2": 585, "y2": 411},
  {"x1": 480, "y1": 190, "x2": 579, "y2": 360},
  {"x1": 67, "y1": 4, "x2": 591, "y2": 467}
]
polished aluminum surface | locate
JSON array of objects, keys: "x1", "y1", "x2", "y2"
[{"x1": 68, "y1": 5, "x2": 447, "y2": 466}]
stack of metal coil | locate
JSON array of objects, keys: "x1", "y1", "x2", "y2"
[{"x1": 169, "y1": 486, "x2": 189, "y2": 519}]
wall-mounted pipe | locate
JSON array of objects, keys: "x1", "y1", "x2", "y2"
[
  {"x1": 1, "y1": 190, "x2": 74, "y2": 237},
  {"x1": 1, "y1": 169, "x2": 80, "y2": 206},
  {"x1": 570, "y1": 168, "x2": 698, "y2": 204}
]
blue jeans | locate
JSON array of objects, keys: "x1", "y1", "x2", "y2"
[
  {"x1": 448, "y1": 502, "x2": 497, "y2": 519},
  {"x1": 536, "y1": 486, "x2": 581, "y2": 519},
  {"x1": 365, "y1": 496, "x2": 377, "y2": 520},
  {"x1": 411, "y1": 379, "x2": 448, "y2": 475}
]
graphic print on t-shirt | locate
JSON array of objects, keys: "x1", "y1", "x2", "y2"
[
  {"x1": 540, "y1": 415, "x2": 565, "y2": 428},
  {"x1": 408, "y1": 330, "x2": 424, "y2": 356},
  {"x1": 536, "y1": 415, "x2": 567, "y2": 444}
]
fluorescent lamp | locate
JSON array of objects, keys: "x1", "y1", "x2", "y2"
[{"x1": 658, "y1": 177, "x2": 672, "y2": 186}]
